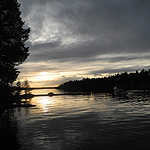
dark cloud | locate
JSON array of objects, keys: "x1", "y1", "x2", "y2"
[
  {"x1": 56, "y1": 0, "x2": 150, "y2": 52},
  {"x1": 30, "y1": 40, "x2": 62, "y2": 52},
  {"x1": 90, "y1": 65, "x2": 150, "y2": 75},
  {"x1": 20, "y1": 0, "x2": 150, "y2": 53},
  {"x1": 27, "y1": 39, "x2": 150, "y2": 63},
  {"x1": 27, "y1": 40, "x2": 102, "y2": 62},
  {"x1": 100, "y1": 53, "x2": 150, "y2": 63}
]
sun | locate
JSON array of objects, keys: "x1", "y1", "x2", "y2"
[
  {"x1": 34, "y1": 72, "x2": 58, "y2": 81},
  {"x1": 39, "y1": 72, "x2": 50, "y2": 76}
]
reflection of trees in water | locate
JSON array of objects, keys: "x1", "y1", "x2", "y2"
[{"x1": 0, "y1": 110, "x2": 20, "y2": 150}]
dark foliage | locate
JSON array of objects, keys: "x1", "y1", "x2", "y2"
[
  {"x1": 0, "y1": 0, "x2": 30, "y2": 86},
  {"x1": 58, "y1": 69, "x2": 150, "y2": 92}
]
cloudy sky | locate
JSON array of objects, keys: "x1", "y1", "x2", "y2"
[{"x1": 17, "y1": 0, "x2": 150, "y2": 87}]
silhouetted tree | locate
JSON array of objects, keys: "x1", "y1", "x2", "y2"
[
  {"x1": 16, "y1": 80, "x2": 21, "y2": 95},
  {"x1": 16, "y1": 80, "x2": 21, "y2": 88},
  {"x1": 23, "y1": 79, "x2": 31, "y2": 94},
  {"x1": 0, "y1": 0, "x2": 30, "y2": 86}
]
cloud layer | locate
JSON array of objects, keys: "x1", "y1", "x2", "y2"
[{"x1": 18, "y1": 0, "x2": 150, "y2": 86}]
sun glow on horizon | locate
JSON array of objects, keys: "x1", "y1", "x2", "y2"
[{"x1": 32, "y1": 72, "x2": 58, "y2": 81}]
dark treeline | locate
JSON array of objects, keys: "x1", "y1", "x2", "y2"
[
  {"x1": 0, "y1": 0, "x2": 30, "y2": 113},
  {"x1": 58, "y1": 69, "x2": 150, "y2": 92}
]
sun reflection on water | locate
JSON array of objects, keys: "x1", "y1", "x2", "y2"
[{"x1": 35, "y1": 96, "x2": 54, "y2": 113}]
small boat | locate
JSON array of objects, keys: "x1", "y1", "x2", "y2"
[
  {"x1": 47, "y1": 92, "x2": 54, "y2": 96},
  {"x1": 113, "y1": 86, "x2": 125, "y2": 96}
]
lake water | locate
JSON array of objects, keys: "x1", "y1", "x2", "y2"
[{"x1": 1, "y1": 89, "x2": 150, "y2": 150}]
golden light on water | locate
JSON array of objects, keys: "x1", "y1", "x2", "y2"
[
  {"x1": 31, "y1": 89, "x2": 58, "y2": 113},
  {"x1": 40, "y1": 96, "x2": 52, "y2": 106},
  {"x1": 34, "y1": 96, "x2": 55, "y2": 113}
]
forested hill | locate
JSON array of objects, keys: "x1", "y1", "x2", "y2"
[{"x1": 58, "y1": 69, "x2": 150, "y2": 92}]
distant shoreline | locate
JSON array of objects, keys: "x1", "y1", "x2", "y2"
[
  {"x1": 58, "y1": 69, "x2": 150, "y2": 92},
  {"x1": 10, "y1": 86, "x2": 58, "y2": 91},
  {"x1": 22, "y1": 87, "x2": 58, "y2": 90}
]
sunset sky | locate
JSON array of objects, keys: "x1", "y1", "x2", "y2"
[{"x1": 18, "y1": 0, "x2": 150, "y2": 87}]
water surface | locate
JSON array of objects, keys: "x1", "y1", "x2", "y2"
[{"x1": 1, "y1": 90, "x2": 150, "y2": 149}]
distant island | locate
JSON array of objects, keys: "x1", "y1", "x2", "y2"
[{"x1": 58, "y1": 69, "x2": 150, "y2": 92}]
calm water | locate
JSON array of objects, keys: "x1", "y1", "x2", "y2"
[{"x1": 1, "y1": 89, "x2": 150, "y2": 150}]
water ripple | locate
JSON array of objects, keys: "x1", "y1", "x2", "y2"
[{"x1": 2, "y1": 90, "x2": 150, "y2": 149}]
